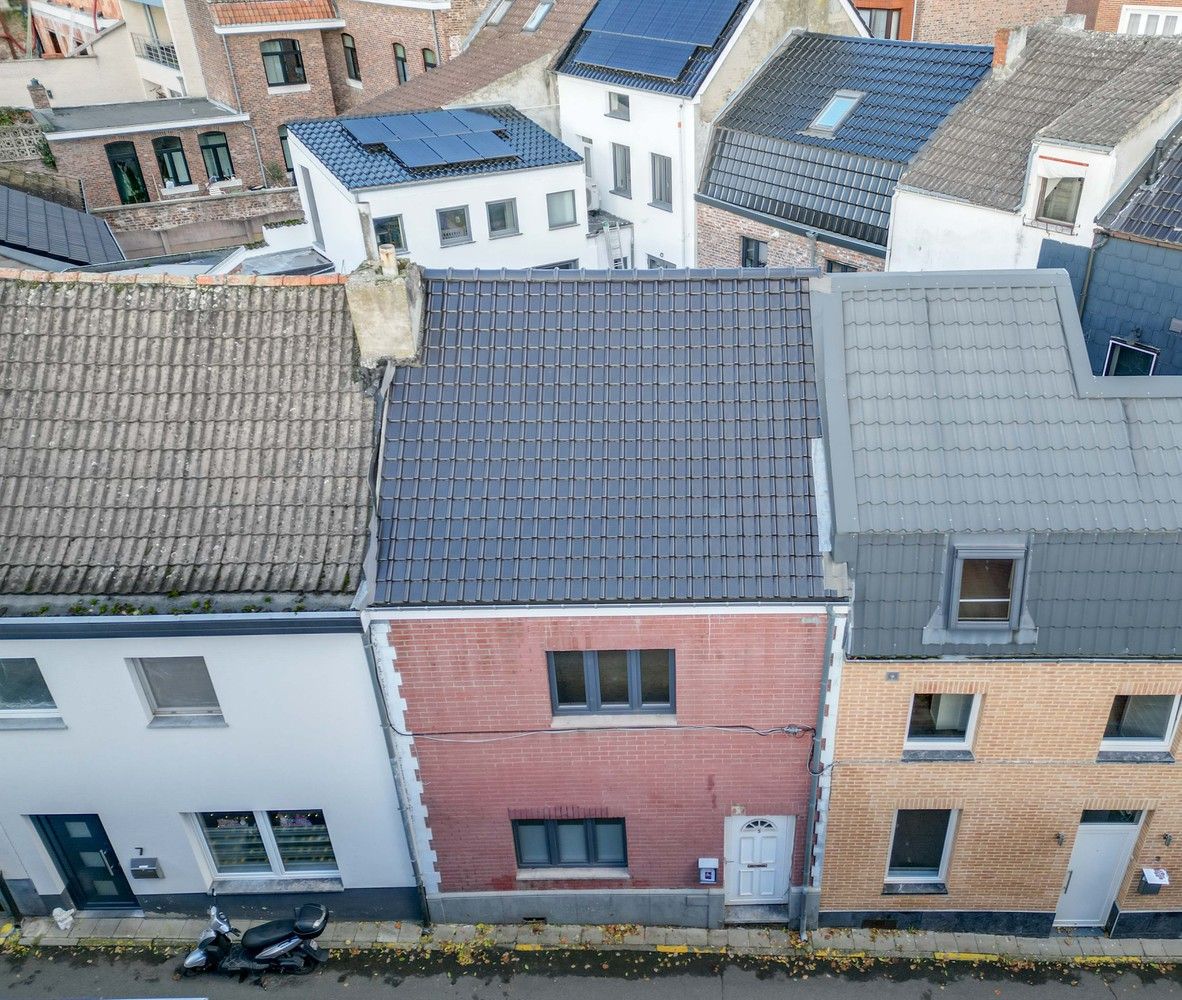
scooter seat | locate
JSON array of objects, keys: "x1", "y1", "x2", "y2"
[{"x1": 242, "y1": 919, "x2": 296, "y2": 952}]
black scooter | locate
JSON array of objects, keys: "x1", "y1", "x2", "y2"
[{"x1": 181, "y1": 901, "x2": 329, "y2": 975}]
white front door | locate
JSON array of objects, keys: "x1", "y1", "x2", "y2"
[
  {"x1": 724, "y1": 815, "x2": 793, "y2": 904},
  {"x1": 1055, "y1": 813, "x2": 1142, "y2": 927}
]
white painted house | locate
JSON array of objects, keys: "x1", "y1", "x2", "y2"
[
  {"x1": 888, "y1": 22, "x2": 1182, "y2": 271},
  {"x1": 0, "y1": 272, "x2": 421, "y2": 921},
  {"x1": 553, "y1": 0, "x2": 864, "y2": 268},
  {"x1": 287, "y1": 105, "x2": 591, "y2": 272}
]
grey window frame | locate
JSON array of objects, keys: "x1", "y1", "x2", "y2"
[
  {"x1": 261, "y1": 38, "x2": 305, "y2": 86},
  {"x1": 741, "y1": 236, "x2": 767, "y2": 268},
  {"x1": 0, "y1": 657, "x2": 58, "y2": 717},
  {"x1": 1104, "y1": 338, "x2": 1158, "y2": 376},
  {"x1": 1036, "y1": 175, "x2": 1083, "y2": 225},
  {"x1": 278, "y1": 125, "x2": 293, "y2": 172},
  {"x1": 374, "y1": 214, "x2": 407, "y2": 253},
  {"x1": 486, "y1": 197, "x2": 520, "y2": 238},
  {"x1": 647, "y1": 254, "x2": 675, "y2": 268},
  {"x1": 196, "y1": 808, "x2": 339, "y2": 877},
  {"x1": 809, "y1": 89, "x2": 863, "y2": 134},
  {"x1": 436, "y1": 204, "x2": 472, "y2": 246},
  {"x1": 546, "y1": 189, "x2": 577, "y2": 229},
  {"x1": 611, "y1": 142, "x2": 631, "y2": 197},
  {"x1": 948, "y1": 543, "x2": 1026, "y2": 631},
  {"x1": 650, "y1": 152, "x2": 672, "y2": 211},
  {"x1": 512, "y1": 817, "x2": 627, "y2": 868},
  {"x1": 607, "y1": 91, "x2": 630, "y2": 120},
  {"x1": 130, "y1": 655, "x2": 221, "y2": 718},
  {"x1": 547, "y1": 649, "x2": 675, "y2": 715},
  {"x1": 342, "y1": 32, "x2": 361, "y2": 81}
]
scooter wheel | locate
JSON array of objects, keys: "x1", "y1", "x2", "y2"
[{"x1": 176, "y1": 964, "x2": 206, "y2": 979}]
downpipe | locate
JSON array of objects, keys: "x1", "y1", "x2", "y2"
[{"x1": 799, "y1": 604, "x2": 836, "y2": 942}]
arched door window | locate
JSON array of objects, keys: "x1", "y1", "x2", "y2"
[
  {"x1": 153, "y1": 135, "x2": 192, "y2": 187},
  {"x1": 393, "y1": 42, "x2": 408, "y2": 82},
  {"x1": 105, "y1": 141, "x2": 149, "y2": 204},
  {"x1": 198, "y1": 131, "x2": 235, "y2": 182},
  {"x1": 422, "y1": 47, "x2": 437, "y2": 70}
]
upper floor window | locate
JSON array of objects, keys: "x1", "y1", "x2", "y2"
[
  {"x1": 422, "y1": 47, "x2": 437, "y2": 70},
  {"x1": 486, "y1": 197, "x2": 519, "y2": 237},
  {"x1": 1103, "y1": 695, "x2": 1181, "y2": 751},
  {"x1": 607, "y1": 91, "x2": 630, "y2": 119},
  {"x1": 105, "y1": 141, "x2": 149, "y2": 205},
  {"x1": 810, "y1": 90, "x2": 862, "y2": 133},
  {"x1": 0, "y1": 658, "x2": 58, "y2": 719},
  {"x1": 342, "y1": 32, "x2": 361, "y2": 82},
  {"x1": 437, "y1": 205, "x2": 472, "y2": 246},
  {"x1": 1104, "y1": 338, "x2": 1157, "y2": 376},
  {"x1": 741, "y1": 236, "x2": 767, "y2": 268},
  {"x1": 905, "y1": 693, "x2": 978, "y2": 750},
  {"x1": 1120, "y1": 6, "x2": 1181, "y2": 34},
  {"x1": 393, "y1": 42, "x2": 408, "y2": 83},
  {"x1": 522, "y1": 0, "x2": 553, "y2": 30},
  {"x1": 546, "y1": 189, "x2": 577, "y2": 228},
  {"x1": 1037, "y1": 176, "x2": 1083, "y2": 225},
  {"x1": 278, "y1": 125, "x2": 293, "y2": 172},
  {"x1": 261, "y1": 38, "x2": 305, "y2": 87},
  {"x1": 548, "y1": 649, "x2": 674, "y2": 714},
  {"x1": 198, "y1": 131, "x2": 234, "y2": 182},
  {"x1": 650, "y1": 152, "x2": 672, "y2": 211},
  {"x1": 858, "y1": 6, "x2": 900, "y2": 37},
  {"x1": 610, "y1": 142, "x2": 631, "y2": 197},
  {"x1": 949, "y1": 544, "x2": 1025, "y2": 630},
  {"x1": 130, "y1": 655, "x2": 222, "y2": 722},
  {"x1": 375, "y1": 214, "x2": 407, "y2": 253}
]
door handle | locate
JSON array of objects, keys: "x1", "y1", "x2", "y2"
[
  {"x1": 99, "y1": 848, "x2": 116, "y2": 878},
  {"x1": 1062, "y1": 870, "x2": 1073, "y2": 894}
]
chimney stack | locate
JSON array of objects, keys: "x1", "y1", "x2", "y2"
[
  {"x1": 345, "y1": 257, "x2": 423, "y2": 367},
  {"x1": 27, "y1": 79, "x2": 51, "y2": 109}
]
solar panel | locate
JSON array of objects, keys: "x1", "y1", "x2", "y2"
[
  {"x1": 424, "y1": 134, "x2": 482, "y2": 164},
  {"x1": 385, "y1": 138, "x2": 449, "y2": 168},
  {"x1": 464, "y1": 130, "x2": 515, "y2": 159},
  {"x1": 343, "y1": 118, "x2": 395, "y2": 146},
  {"x1": 382, "y1": 115, "x2": 436, "y2": 142},
  {"x1": 575, "y1": 31, "x2": 696, "y2": 80},
  {"x1": 583, "y1": 0, "x2": 740, "y2": 47}
]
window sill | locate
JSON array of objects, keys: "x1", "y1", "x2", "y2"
[
  {"x1": 609, "y1": 190, "x2": 632, "y2": 200},
  {"x1": 439, "y1": 238, "x2": 474, "y2": 248},
  {"x1": 489, "y1": 229, "x2": 521, "y2": 240},
  {"x1": 0, "y1": 714, "x2": 66, "y2": 730},
  {"x1": 605, "y1": 112, "x2": 630, "y2": 122},
  {"x1": 267, "y1": 83, "x2": 311, "y2": 94},
  {"x1": 1097, "y1": 750, "x2": 1174, "y2": 764},
  {"x1": 160, "y1": 183, "x2": 200, "y2": 196},
  {"x1": 516, "y1": 867, "x2": 630, "y2": 882},
  {"x1": 901, "y1": 748, "x2": 974, "y2": 762},
  {"x1": 551, "y1": 713, "x2": 677, "y2": 730},
  {"x1": 882, "y1": 881, "x2": 947, "y2": 896},
  {"x1": 148, "y1": 714, "x2": 227, "y2": 729},
  {"x1": 648, "y1": 201, "x2": 672, "y2": 213},
  {"x1": 549, "y1": 221, "x2": 580, "y2": 231},
  {"x1": 212, "y1": 875, "x2": 343, "y2": 894}
]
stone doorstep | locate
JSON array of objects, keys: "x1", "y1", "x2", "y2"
[{"x1": 8, "y1": 921, "x2": 1182, "y2": 965}]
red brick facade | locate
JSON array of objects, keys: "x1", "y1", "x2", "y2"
[
  {"x1": 696, "y1": 203, "x2": 884, "y2": 273},
  {"x1": 386, "y1": 611, "x2": 829, "y2": 895},
  {"x1": 1066, "y1": 0, "x2": 1182, "y2": 29},
  {"x1": 911, "y1": 0, "x2": 1068, "y2": 42},
  {"x1": 51, "y1": 121, "x2": 262, "y2": 210}
]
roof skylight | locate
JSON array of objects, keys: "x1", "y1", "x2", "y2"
[
  {"x1": 810, "y1": 90, "x2": 863, "y2": 133},
  {"x1": 522, "y1": 1, "x2": 552, "y2": 31}
]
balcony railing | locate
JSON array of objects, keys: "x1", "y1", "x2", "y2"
[{"x1": 132, "y1": 33, "x2": 179, "y2": 70}]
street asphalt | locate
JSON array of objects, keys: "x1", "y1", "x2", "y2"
[{"x1": 4, "y1": 947, "x2": 1182, "y2": 999}]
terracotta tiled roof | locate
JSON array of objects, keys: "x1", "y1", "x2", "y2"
[
  {"x1": 209, "y1": 0, "x2": 337, "y2": 27},
  {"x1": 352, "y1": 0, "x2": 594, "y2": 116}
]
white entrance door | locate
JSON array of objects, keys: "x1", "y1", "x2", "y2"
[
  {"x1": 1055, "y1": 814, "x2": 1142, "y2": 927},
  {"x1": 723, "y1": 815, "x2": 793, "y2": 904}
]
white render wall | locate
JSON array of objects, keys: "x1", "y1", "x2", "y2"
[
  {"x1": 0, "y1": 627, "x2": 415, "y2": 907},
  {"x1": 557, "y1": 75, "x2": 694, "y2": 267},
  {"x1": 290, "y1": 133, "x2": 589, "y2": 272}
]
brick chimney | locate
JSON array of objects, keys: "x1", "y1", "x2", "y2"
[
  {"x1": 27, "y1": 79, "x2": 51, "y2": 110},
  {"x1": 344, "y1": 256, "x2": 423, "y2": 367}
]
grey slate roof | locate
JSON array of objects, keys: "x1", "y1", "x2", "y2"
[
  {"x1": 0, "y1": 275, "x2": 372, "y2": 599},
  {"x1": 699, "y1": 33, "x2": 991, "y2": 249},
  {"x1": 34, "y1": 98, "x2": 243, "y2": 134},
  {"x1": 1107, "y1": 135, "x2": 1182, "y2": 247},
  {"x1": 289, "y1": 106, "x2": 581, "y2": 192},
  {"x1": 0, "y1": 184, "x2": 124, "y2": 267},
  {"x1": 818, "y1": 269, "x2": 1182, "y2": 659},
  {"x1": 374, "y1": 269, "x2": 828, "y2": 606},
  {"x1": 901, "y1": 25, "x2": 1182, "y2": 211}
]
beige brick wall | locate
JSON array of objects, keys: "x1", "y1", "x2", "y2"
[
  {"x1": 696, "y1": 202, "x2": 883, "y2": 272},
  {"x1": 822, "y1": 659, "x2": 1182, "y2": 917}
]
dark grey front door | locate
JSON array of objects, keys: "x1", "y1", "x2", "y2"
[{"x1": 35, "y1": 815, "x2": 137, "y2": 909}]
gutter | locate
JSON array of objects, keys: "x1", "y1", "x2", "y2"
[{"x1": 799, "y1": 603, "x2": 835, "y2": 941}]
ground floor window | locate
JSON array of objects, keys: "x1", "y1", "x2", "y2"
[
  {"x1": 513, "y1": 818, "x2": 626, "y2": 868},
  {"x1": 886, "y1": 809, "x2": 955, "y2": 882},
  {"x1": 197, "y1": 809, "x2": 337, "y2": 876}
]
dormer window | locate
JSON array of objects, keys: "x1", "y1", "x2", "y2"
[
  {"x1": 948, "y1": 544, "x2": 1027, "y2": 631},
  {"x1": 522, "y1": 1, "x2": 552, "y2": 31},
  {"x1": 1037, "y1": 176, "x2": 1083, "y2": 225},
  {"x1": 810, "y1": 90, "x2": 862, "y2": 133}
]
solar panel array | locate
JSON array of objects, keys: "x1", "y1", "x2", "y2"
[
  {"x1": 342, "y1": 110, "x2": 518, "y2": 169},
  {"x1": 574, "y1": 0, "x2": 741, "y2": 80}
]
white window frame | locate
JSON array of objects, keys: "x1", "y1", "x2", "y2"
[
  {"x1": 607, "y1": 91, "x2": 630, "y2": 120},
  {"x1": 1119, "y1": 5, "x2": 1182, "y2": 34},
  {"x1": 809, "y1": 90, "x2": 863, "y2": 133},
  {"x1": 903, "y1": 692, "x2": 980, "y2": 751},
  {"x1": 129, "y1": 656, "x2": 222, "y2": 718},
  {"x1": 884, "y1": 808, "x2": 958, "y2": 884},
  {"x1": 522, "y1": 0, "x2": 552, "y2": 31},
  {"x1": 1100, "y1": 694, "x2": 1182, "y2": 752},
  {"x1": 1104, "y1": 338, "x2": 1158, "y2": 376},
  {"x1": 193, "y1": 809, "x2": 340, "y2": 879},
  {"x1": 0, "y1": 657, "x2": 59, "y2": 721}
]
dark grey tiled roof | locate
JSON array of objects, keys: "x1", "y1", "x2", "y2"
[
  {"x1": 901, "y1": 26, "x2": 1182, "y2": 211},
  {"x1": 699, "y1": 34, "x2": 991, "y2": 249},
  {"x1": 289, "y1": 105, "x2": 581, "y2": 191},
  {"x1": 34, "y1": 98, "x2": 244, "y2": 134},
  {"x1": 1107, "y1": 136, "x2": 1182, "y2": 247},
  {"x1": 0, "y1": 184, "x2": 124, "y2": 267},
  {"x1": 0, "y1": 275, "x2": 372, "y2": 598},
  {"x1": 375, "y1": 269, "x2": 827, "y2": 605}
]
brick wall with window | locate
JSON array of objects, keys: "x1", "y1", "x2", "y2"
[
  {"x1": 385, "y1": 612, "x2": 829, "y2": 893},
  {"x1": 821, "y1": 659, "x2": 1182, "y2": 925},
  {"x1": 911, "y1": 0, "x2": 1068, "y2": 42},
  {"x1": 50, "y1": 123, "x2": 263, "y2": 210},
  {"x1": 1067, "y1": 0, "x2": 1182, "y2": 30},
  {"x1": 695, "y1": 203, "x2": 883, "y2": 274}
]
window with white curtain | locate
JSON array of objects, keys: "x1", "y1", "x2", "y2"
[{"x1": 1119, "y1": 5, "x2": 1181, "y2": 34}]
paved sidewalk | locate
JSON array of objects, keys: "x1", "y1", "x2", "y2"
[{"x1": 6, "y1": 916, "x2": 1180, "y2": 966}]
